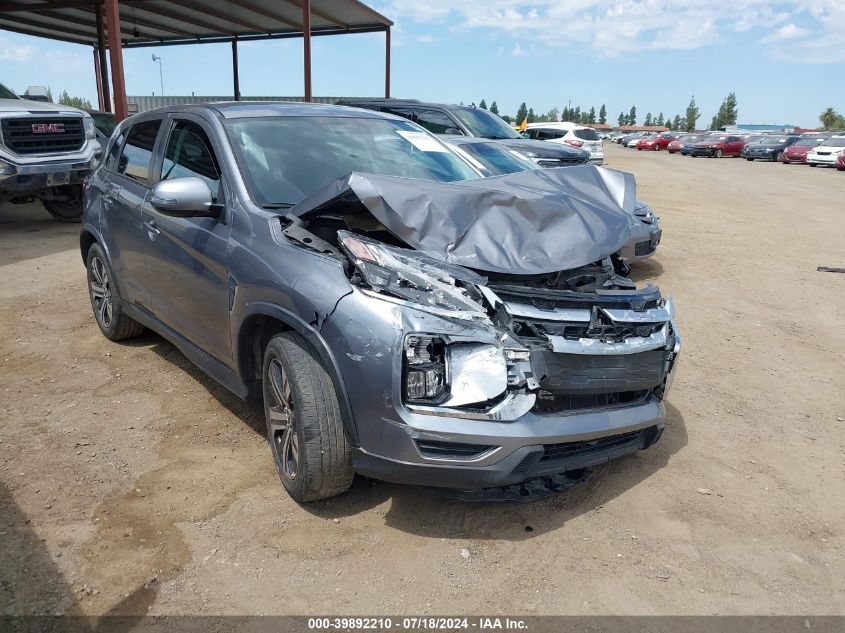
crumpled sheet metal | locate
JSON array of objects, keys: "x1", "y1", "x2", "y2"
[{"x1": 289, "y1": 165, "x2": 637, "y2": 274}]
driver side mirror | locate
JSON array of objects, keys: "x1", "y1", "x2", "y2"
[{"x1": 150, "y1": 177, "x2": 220, "y2": 218}]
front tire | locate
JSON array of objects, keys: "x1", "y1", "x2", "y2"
[
  {"x1": 713, "y1": 149, "x2": 723, "y2": 158},
  {"x1": 86, "y1": 244, "x2": 146, "y2": 340},
  {"x1": 42, "y1": 186, "x2": 83, "y2": 223},
  {"x1": 262, "y1": 332, "x2": 354, "y2": 503},
  {"x1": 774, "y1": 150, "x2": 784, "y2": 162}
]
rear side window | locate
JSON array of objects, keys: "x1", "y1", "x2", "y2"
[
  {"x1": 414, "y1": 109, "x2": 459, "y2": 134},
  {"x1": 160, "y1": 120, "x2": 221, "y2": 199},
  {"x1": 106, "y1": 128, "x2": 126, "y2": 170},
  {"x1": 573, "y1": 128, "x2": 600, "y2": 141},
  {"x1": 530, "y1": 129, "x2": 566, "y2": 140},
  {"x1": 380, "y1": 106, "x2": 414, "y2": 122},
  {"x1": 117, "y1": 119, "x2": 162, "y2": 184}
]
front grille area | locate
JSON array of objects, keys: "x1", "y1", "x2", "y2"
[
  {"x1": 415, "y1": 440, "x2": 494, "y2": 460},
  {"x1": 1, "y1": 117, "x2": 85, "y2": 155},
  {"x1": 634, "y1": 240, "x2": 656, "y2": 256},
  {"x1": 534, "y1": 389, "x2": 650, "y2": 414},
  {"x1": 540, "y1": 428, "x2": 647, "y2": 462}
]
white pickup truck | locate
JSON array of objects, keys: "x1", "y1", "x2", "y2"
[{"x1": 0, "y1": 81, "x2": 101, "y2": 222}]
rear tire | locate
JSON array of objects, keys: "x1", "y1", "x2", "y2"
[
  {"x1": 262, "y1": 332, "x2": 354, "y2": 503},
  {"x1": 86, "y1": 243, "x2": 146, "y2": 341},
  {"x1": 746, "y1": 158, "x2": 754, "y2": 161}
]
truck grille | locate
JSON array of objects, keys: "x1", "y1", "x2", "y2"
[
  {"x1": 1, "y1": 117, "x2": 85, "y2": 155},
  {"x1": 540, "y1": 428, "x2": 648, "y2": 462}
]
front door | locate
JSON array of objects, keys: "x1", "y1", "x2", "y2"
[{"x1": 141, "y1": 115, "x2": 233, "y2": 367}]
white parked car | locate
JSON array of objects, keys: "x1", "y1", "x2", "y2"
[
  {"x1": 806, "y1": 136, "x2": 845, "y2": 167},
  {"x1": 524, "y1": 122, "x2": 604, "y2": 165}
]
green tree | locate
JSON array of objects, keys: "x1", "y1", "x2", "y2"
[
  {"x1": 58, "y1": 89, "x2": 92, "y2": 110},
  {"x1": 618, "y1": 111, "x2": 626, "y2": 127},
  {"x1": 628, "y1": 105, "x2": 637, "y2": 126},
  {"x1": 674, "y1": 115, "x2": 684, "y2": 131},
  {"x1": 722, "y1": 91, "x2": 738, "y2": 126},
  {"x1": 599, "y1": 103, "x2": 607, "y2": 124},
  {"x1": 573, "y1": 106, "x2": 581, "y2": 121},
  {"x1": 527, "y1": 107, "x2": 536, "y2": 123},
  {"x1": 709, "y1": 115, "x2": 720, "y2": 131},
  {"x1": 516, "y1": 102, "x2": 528, "y2": 124},
  {"x1": 580, "y1": 111, "x2": 590, "y2": 125},
  {"x1": 489, "y1": 101, "x2": 499, "y2": 115},
  {"x1": 684, "y1": 96, "x2": 700, "y2": 132},
  {"x1": 644, "y1": 112, "x2": 653, "y2": 127},
  {"x1": 665, "y1": 115, "x2": 673, "y2": 131},
  {"x1": 547, "y1": 106, "x2": 560, "y2": 122},
  {"x1": 479, "y1": 99, "x2": 487, "y2": 110},
  {"x1": 501, "y1": 114, "x2": 513, "y2": 124},
  {"x1": 819, "y1": 107, "x2": 841, "y2": 130},
  {"x1": 656, "y1": 112, "x2": 665, "y2": 127},
  {"x1": 588, "y1": 106, "x2": 596, "y2": 124}
]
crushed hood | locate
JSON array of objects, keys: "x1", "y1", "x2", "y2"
[{"x1": 289, "y1": 165, "x2": 637, "y2": 275}]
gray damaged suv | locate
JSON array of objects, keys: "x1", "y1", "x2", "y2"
[{"x1": 81, "y1": 103, "x2": 680, "y2": 502}]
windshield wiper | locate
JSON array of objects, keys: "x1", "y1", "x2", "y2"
[{"x1": 263, "y1": 202, "x2": 294, "y2": 210}]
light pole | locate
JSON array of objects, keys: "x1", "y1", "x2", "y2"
[{"x1": 151, "y1": 53, "x2": 164, "y2": 96}]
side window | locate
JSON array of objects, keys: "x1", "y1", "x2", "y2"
[
  {"x1": 413, "y1": 109, "x2": 459, "y2": 134},
  {"x1": 380, "y1": 106, "x2": 414, "y2": 122},
  {"x1": 106, "y1": 127, "x2": 126, "y2": 170},
  {"x1": 160, "y1": 120, "x2": 221, "y2": 199},
  {"x1": 117, "y1": 119, "x2": 162, "y2": 184}
]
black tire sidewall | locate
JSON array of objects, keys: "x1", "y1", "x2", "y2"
[{"x1": 86, "y1": 244, "x2": 120, "y2": 339}]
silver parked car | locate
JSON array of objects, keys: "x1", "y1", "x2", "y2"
[{"x1": 441, "y1": 135, "x2": 663, "y2": 266}]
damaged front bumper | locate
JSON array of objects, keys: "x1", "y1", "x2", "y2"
[{"x1": 323, "y1": 283, "x2": 680, "y2": 490}]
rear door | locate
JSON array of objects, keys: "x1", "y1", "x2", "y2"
[
  {"x1": 141, "y1": 114, "x2": 233, "y2": 366},
  {"x1": 412, "y1": 108, "x2": 464, "y2": 135},
  {"x1": 99, "y1": 117, "x2": 165, "y2": 308}
]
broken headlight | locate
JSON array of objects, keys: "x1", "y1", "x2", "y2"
[
  {"x1": 338, "y1": 230, "x2": 487, "y2": 317},
  {"x1": 403, "y1": 335, "x2": 509, "y2": 407}
]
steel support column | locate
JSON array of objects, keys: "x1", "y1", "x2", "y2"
[
  {"x1": 104, "y1": 0, "x2": 127, "y2": 121},
  {"x1": 302, "y1": 0, "x2": 312, "y2": 102},
  {"x1": 93, "y1": 48, "x2": 104, "y2": 110},
  {"x1": 231, "y1": 37, "x2": 240, "y2": 100},
  {"x1": 385, "y1": 27, "x2": 391, "y2": 98},
  {"x1": 95, "y1": 2, "x2": 111, "y2": 112}
]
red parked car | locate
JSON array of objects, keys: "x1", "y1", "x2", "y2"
[
  {"x1": 636, "y1": 133, "x2": 677, "y2": 151},
  {"x1": 667, "y1": 134, "x2": 694, "y2": 153},
  {"x1": 837, "y1": 153, "x2": 845, "y2": 171},
  {"x1": 690, "y1": 134, "x2": 746, "y2": 158},
  {"x1": 782, "y1": 136, "x2": 826, "y2": 164}
]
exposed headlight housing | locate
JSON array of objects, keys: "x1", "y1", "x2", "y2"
[
  {"x1": 634, "y1": 200, "x2": 656, "y2": 224},
  {"x1": 0, "y1": 158, "x2": 16, "y2": 176}
]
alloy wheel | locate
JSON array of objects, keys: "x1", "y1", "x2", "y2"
[
  {"x1": 267, "y1": 358, "x2": 299, "y2": 480},
  {"x1": 89, "y1": 256, "x2": 113, "y2": 329}
]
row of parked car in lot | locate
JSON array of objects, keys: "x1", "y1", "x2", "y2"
[{"x1": 615, "y1": 129, "x2": 845, "y2": 169}]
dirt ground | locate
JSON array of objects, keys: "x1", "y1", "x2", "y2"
[{"x1": 1, "y1": 143, "x2": 844, "y2": 618}]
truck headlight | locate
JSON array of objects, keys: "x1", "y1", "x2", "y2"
[
  {"x1": 0, "y1": 159, "x2": 16, "y2": 175},
  {"x1": 83, "y1": 117, "x2": 96, "y2": 140}
]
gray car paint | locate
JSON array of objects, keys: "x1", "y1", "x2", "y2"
[{"x1": 82, "y1": 102, "x2": 680, "y2": 491}]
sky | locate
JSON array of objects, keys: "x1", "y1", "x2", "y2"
[{"x1": 1, "y1": 1, "x2": 844, "y2": 128}]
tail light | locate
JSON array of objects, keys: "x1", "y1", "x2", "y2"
[{"x1": 564, "y1": 139, "x2": 584, "y2": 148}]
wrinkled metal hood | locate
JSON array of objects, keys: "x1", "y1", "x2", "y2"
[{"x1": 289, "y1": 165, "x2": 636, "y2": 275}]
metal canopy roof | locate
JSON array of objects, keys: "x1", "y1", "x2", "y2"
[{"x1": 0, "y1": 0, "x2": 392, "y2": 47}]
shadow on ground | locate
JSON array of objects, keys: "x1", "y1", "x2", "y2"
[
  {"x1": 0, "y1": 481, "x2": 158, "y2": 626},
  {"x1": 628, "y1": 257, "x2": 664, "y2": 283}
]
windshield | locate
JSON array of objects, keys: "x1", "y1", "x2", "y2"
[
  {"x1": 574, "y1": 128, "x2": 600, "y2": 141},
  {"x1": 820, "y1": 137, "x2": 845, "y2": 148},
  {"x1": 451, "y1": 108, "x2": 520, "y2": 139},
  {"x1": 0, "y1": 82, "x2": 19, "y2": 100},
  {"x1": 225, "y1": 116, "x2": 480, "y2": 206},
  {"x1": 760, "y1": 137, "x2": 788, "y2": 145},
  {"x1": 90, "y1": 112, "x2": 117, "y2": 137},
  {"x1": 452, "y1": 141, "x2": 538, "y2": 176},
  {"x1": 795, "y1": 138, "x2": 823, "y2": 147}
]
